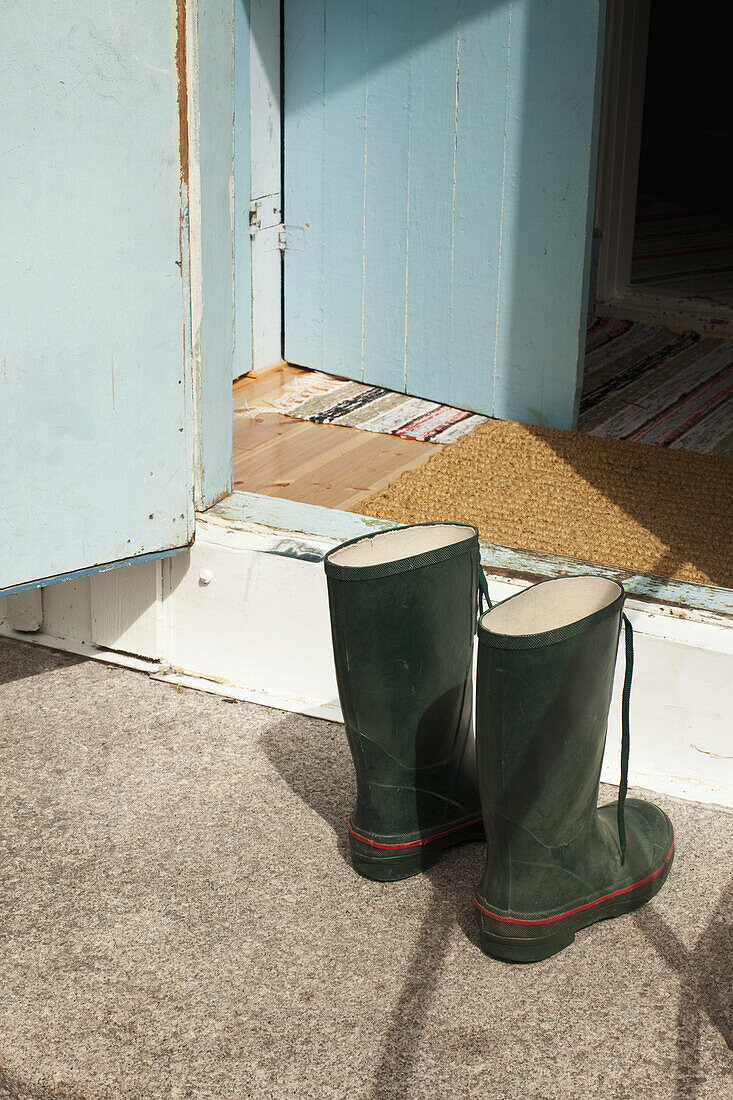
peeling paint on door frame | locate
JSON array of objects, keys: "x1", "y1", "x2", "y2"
[{"x1": 175, "y1": 0, "x2": 189, "y2": 190}]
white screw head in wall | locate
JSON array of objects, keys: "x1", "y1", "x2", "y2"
[{"x1": 198, "y1": 569, "x2": 214, "y2": 586}]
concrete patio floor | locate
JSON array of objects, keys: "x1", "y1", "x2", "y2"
[{"x1": 0, "y1": 636, "x2": 731, "y2": 1100}]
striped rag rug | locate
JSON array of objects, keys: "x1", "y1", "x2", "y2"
[
  {"x1": 266, "y1": 372, "x2": 489, "y2": 444},
  {"x1": 267, "y1": 319, "x2": 733, "y2": 456},
  {"x1": 580, "y1": 318, "x2": 733, "y2": 456},
  {"x1": 631, "y1": 205, "x2": 733, "y2": 296}
]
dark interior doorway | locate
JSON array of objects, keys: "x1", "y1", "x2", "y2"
[{"x1": 630, "y1": 1, "x2": 733, "y2": 306}]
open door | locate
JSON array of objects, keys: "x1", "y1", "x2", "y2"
[
  {"x1": 283, "y1": 0, "x2": 606, "y2": 429},
  {"x1": 0, "y1": 3, "x2": 194, "y2": 594}
]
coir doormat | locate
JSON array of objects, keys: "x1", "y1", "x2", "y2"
[{"x1": 355, "y1": 418, "x2": 733, "y2": 588}]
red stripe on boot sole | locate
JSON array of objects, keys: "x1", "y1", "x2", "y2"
[
  {"x1": 348, "y1": 815, "x2": 482, "y2": 851},
  {"x1": 474, "y1": 836, "x2": 674, "y2": 926}
]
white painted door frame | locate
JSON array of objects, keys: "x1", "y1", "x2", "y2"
[
  {"x1": 594, "y1": 0, "x2": 651, "y2": 306},
  {"x1": 234, "y1": 0, "x2": 283, "y2": 379},
  {"x1": 594, "y1": 0, "x2": 733, "y2": 336}
]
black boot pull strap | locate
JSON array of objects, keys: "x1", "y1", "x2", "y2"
[
  {"x1": 478, "y1": 565, "x2": 492, "y2": 615},
  {"x1": 617, "y1": 613, "x2": 634, "y2": 864}
]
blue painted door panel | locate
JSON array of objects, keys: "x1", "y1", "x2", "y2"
[
  {"x1": 284, "y1": 0, "x2": 605, "y2": 428},
  {"x1": 0, "y1": 3, "x2": 194, "y2": 593}
]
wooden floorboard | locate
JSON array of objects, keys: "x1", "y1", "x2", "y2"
[
  {"x1": 232, "y1": 412, "x2": 308, "y2": 458},
  {"x1": 267, "y1": 432, "x2": 434, "y2": 510},
  {"x1": 234, "y1": 420, "x2": 366, "y2": 496},
  {"x1": 232, "y1": 366, "x2": 437, "y2": 508},
  {"x1": 233, "y1": 364, "x2": 310, "y2": 411}
]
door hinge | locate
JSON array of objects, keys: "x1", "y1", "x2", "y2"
[
  {"x1": 276, "y1": 224, "x2": 305, "y2": 252},
  {"x1": 249, "y1": 196, "x2": 281, "y2": 237}
]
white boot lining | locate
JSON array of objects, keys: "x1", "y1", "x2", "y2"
[
  {"x1": 329, "y1": 524, "x2": 474, "y2": 568},
  {"x1": 483, "y1": 576, "x2": 621, "y2": 636}
]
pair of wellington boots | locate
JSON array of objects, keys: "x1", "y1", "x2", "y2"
[{"x1": 324, "y1": 522, "x2": 674, "y2": 962}]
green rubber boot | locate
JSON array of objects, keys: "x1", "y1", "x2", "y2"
[
  {"x1": 474, "y1": 576, "x2": 674, "y2": 962},
  {"x1": 324, "y1": 523, "x2": 489, "y2": 881}
]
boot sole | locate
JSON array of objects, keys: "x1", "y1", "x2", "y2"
[
  {"x1": 348, "y1": 816, "x2": 484, "y2": 882},
  {"x1": 475, "y1": 839, "x2": 674, "y2": 962}
]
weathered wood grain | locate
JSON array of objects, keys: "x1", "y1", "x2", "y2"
[
  {"x1": 0, "y1": 1, "x2": 195, "y2": 592},
  {"x1": 283, "y1": 0, "x2": 605, "y2": 428}
]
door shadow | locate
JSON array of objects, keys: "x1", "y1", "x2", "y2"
[
  {"x1": 0, "y1": 1060, "x2": 86, "y2": 1100},
  {"x1": 0, "y1": 637, "x2": 85, "y2": 688},
  {"x1": 523, "y1": 423, "x2": 733, "y2": 588}
]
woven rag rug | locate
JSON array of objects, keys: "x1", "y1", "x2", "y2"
[
  {"x1": 258, "y1": 370, "x2": 488, "y2": 444},
  {"x1": 631, "y1": 201, "x2": 733, "y2": 294},
  {"x1": 258, "y1": 318, "x2": 733, "y2": 456}
]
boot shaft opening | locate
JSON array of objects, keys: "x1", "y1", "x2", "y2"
[
  {"x1": 325, "y1": 522, "x2": 477, "y2": 572},
  {"x1": 480, "y1": 576, "x2": 623, "y2": 640}
]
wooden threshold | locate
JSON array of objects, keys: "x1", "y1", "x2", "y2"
[
  {"x1": 598, "y1": 289, "x2": 733, "y2": 338},
  {"x1": 236, "y1": 359, "x2": 289, "y2": 381},
  {"x1": 233, "y1": 362, "x2": 310, "y2": 409}
]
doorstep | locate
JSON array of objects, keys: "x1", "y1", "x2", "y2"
[{"x1": 1, "y1": 491, "x2": 731, "y2": 809}]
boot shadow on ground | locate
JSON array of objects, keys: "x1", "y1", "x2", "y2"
[
  {"x1": 367, "y1": 849, "x2": 485, "y2": 1100},
  {"x1": 260, "y1": 705, "x2": 733, "y2": 1097},
  {"x1": 634, "y1": 872, "x2": 733, "y2": 1099},
  {"x1": 258, "y1": 681, "x2": 477, "y2": 872},
  {"x1": 258, "y1": 707, "x2": 486, "y2": 1099},
  {"x1": 258, "y1": 707, "x2": 355, "y2": 867},
  {"x1": 258, "y1": 700, "x2": 647, "y2": 1095}
]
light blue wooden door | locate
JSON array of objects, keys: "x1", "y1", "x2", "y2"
[
  {"x1": 0, "y1": 3, "x2": 194, "y2": 594},
  {"x1": 284, "y1": 0, "x2": 605, "y2": 428}
]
